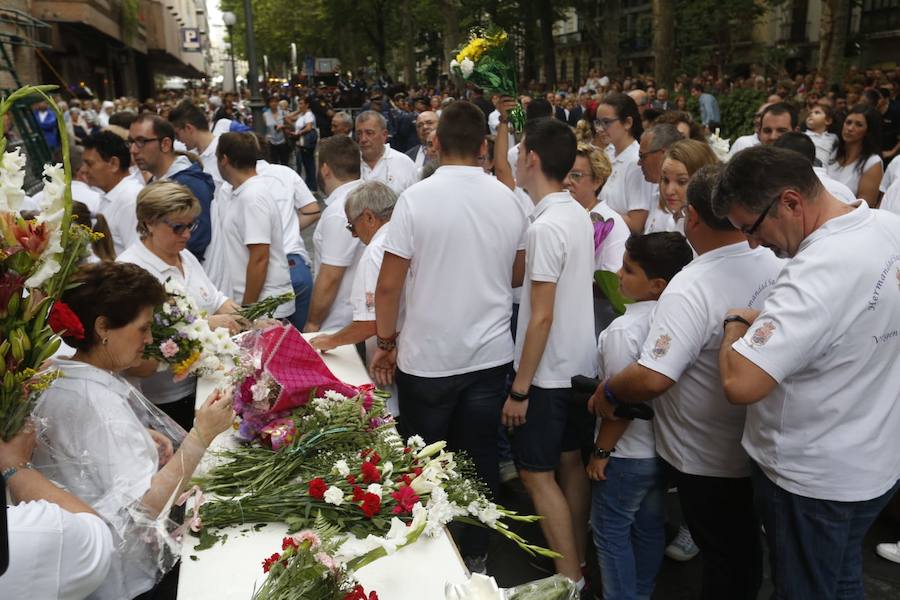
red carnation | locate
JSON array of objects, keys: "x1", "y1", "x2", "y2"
[
  {"x1": 48, "y1": 301, "x2": 85, "y2": 340},
  {"x1": 346, "y1": 474, "x2": 356, "y2": 484},
  {"x1": 281, "y1": 536, "x2": 298, "y2": 551},
  {"x1": 352, "y1": 485, "x2": 366, "y2": 502},
  {"x1": 361, "y1": 461, "x2": 381, "y2": 484},
  {"x1": 413, "y1": 466, "x2": 423, "y2": 477},
  {"x1": 403, "y1": 447, "x2": 411, "y2": 454},
  {"x1": 390, "y1": 486, "x2": 420, "y2": 515},
  {"x1": 360, "y1": 448, "x2": 371, "y2": 458},
  {"x1": 369, "y1": 451, "x2": 382, "y2": 465},
  {"x1": 307, "y1": 478, "x2": 327, "y2": 500},
  {"x1": 262, "y1": 552, "x2": 281, "y2": 573},
  {"x1": 343, "y1": 585, "x2": 379, "y2": 600},
  {"x1": 360, "y1": 492, "x2": 382, "y2": 519},
  {"x1": 400, "y1": 474, "x2": 413, "y2": 487}
]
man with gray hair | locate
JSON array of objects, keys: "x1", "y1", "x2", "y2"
[
  {"x1": 355, "y1": 110, "x2": 418, "y2": 195},
  {"x1": 310, "y1": 180, "x2": 399, "y2": 413},
  {"x1": 406, "y1": 110, "x2": 438, "y2": 169},
  {"x1": 714, "y1": 144, "x2": 900, "y2": 599},
  {"x1": 638, "y1": 124, "x2": 682, "y2": 232},
  {"x1": 331, "y1": 111, "x2": 353, "y2": 137}
]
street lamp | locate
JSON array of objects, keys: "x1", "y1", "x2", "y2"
[
  {"x1": 222, "y1": 11, "x2": 237, "y2": 94},
  {"x1": 242, "y1": 0, "x2": 266, "y2": 135}
]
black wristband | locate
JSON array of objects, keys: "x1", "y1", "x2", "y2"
[
  {"x1": 723, "y1": 315, "x2": 752, "y2": 331},
  {"x1": 509, "y1": 389, "x2": 529, "y2": 402}
]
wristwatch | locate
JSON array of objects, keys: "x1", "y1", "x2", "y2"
[
  {"x1": 592, "y1": 448, "x2": 615, "y2": 459},
  {"x1": 722, "y1": 314, "x2": 752, "y2": 331}
]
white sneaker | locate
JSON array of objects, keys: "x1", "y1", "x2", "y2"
[
  {"x1": 666, "y1": 525, "x2": 700, "y2": 561},
  {"x1": 876, "y1": 541, "x2": 900, "y2": 564}
]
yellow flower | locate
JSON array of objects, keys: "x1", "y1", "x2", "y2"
[
  {"x1": 173, "y1": 350, "x2": 201, "y2": 378},
  {"x1": 484, "y1": 31, "x2": 508, "y2": 49},
  {"x1": 456, "y1": 37, "x2": 488, "y2": 63}
]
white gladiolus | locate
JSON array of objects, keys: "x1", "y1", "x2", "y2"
[
  {"x1": 0, "y1": 149, "x2": 27, "y2": 212},
  {"x1": 460, "y1": 58, "x2": 475, "y2": 78},
  {"x1": 416, "y1": 440, "x2": 446, "y2": 459}
]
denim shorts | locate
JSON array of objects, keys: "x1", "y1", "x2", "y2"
[{"x1": 511, "y1": 385, "x2": 593, "y2": 472}]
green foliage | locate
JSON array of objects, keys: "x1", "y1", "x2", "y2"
[
  {"x1": 120, "y1": 0, "x2": 139, "y2": 44},
  {"x1": 673, "y1": 0, "x2": 768, "y2": 74},
  {"x1": 719, "y1": 88, "x2": 767, "y2": 141}
]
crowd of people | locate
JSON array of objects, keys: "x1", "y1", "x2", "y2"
[{"x1": 2, "y1": 60, "x2": 900, "y2": 600}]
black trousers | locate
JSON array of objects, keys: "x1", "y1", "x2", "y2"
[
  {"x1": 665, "y1": 461, "x2": 763, "y2": 600},
  {"x1": 157, "y1": 393, "x2": 196, "y2": 433}
]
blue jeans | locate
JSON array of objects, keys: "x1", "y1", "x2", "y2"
[
  {"x1": 396, "y1": 363, "x2": 509, "y2": 557},
  {"x1": 286, "y1": 254, "x2": 313, "y2": 330},
  {"x1": 752, "y1": 463, "x2": 900, "y2": 600},
  {"x1": 592, "y1": 457, "x2": 666, "y2": 600}
]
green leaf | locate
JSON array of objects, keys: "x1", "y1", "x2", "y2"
[{"x1": 594, "y1": 271, "x2": 632, "y2": 316}]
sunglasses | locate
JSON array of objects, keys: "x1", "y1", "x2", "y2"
[{"x1": 163, "y1": 219, "x2": 199, "y2": 235}]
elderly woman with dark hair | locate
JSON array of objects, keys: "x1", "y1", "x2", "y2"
[{"x1": 31, "y1": 261, "x2": 234, "y2": 599}]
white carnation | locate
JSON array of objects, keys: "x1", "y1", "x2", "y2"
[
  {"x1": 366, "y1": 483, "x2": 382, "y2": 498},
  {"x1": 460, "y1": 58, "x2": 474, "y2": 78},
  {"x1": 333, "y1": 459, "x2": 350, "y2": 477},
  {"x1": 406, "y1": 434, "x2": 425, "y2": 449},
  {"x1": 323, "y1": 485, "x2": 344, "y2": 506},
  {"x1": 323, "y1": 390, "x2": 348, "y2": 402}
]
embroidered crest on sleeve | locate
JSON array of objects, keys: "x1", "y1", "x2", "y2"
[
  {"x1": 365, "y1": 292, "x2": 376, "y2": 311},
  {"x1": 651, "y1": 334, "x2": 672, "y2": 359},
  {"x1": 750, "y1": 322, "x2": 776, "y2": 347}
]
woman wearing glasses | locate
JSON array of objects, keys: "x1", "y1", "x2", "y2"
[
  {"x1": 596, "y1": 93, "x2": 656, "y2": 234},
  {"x1": 118, "y1": 181, "x2": 245, "y2": 430}
]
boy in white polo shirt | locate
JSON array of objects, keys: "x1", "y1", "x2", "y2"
[
  {"x1": 714, "y1": 145, "x2": 900, "y2": 599},
  {"x1": 590, "y1": 164, "x2": 784, "y2": 600},
  {"x1": 503, "y1": 117, "x2": 596, "y2": 589},
  {"x1": 588, "y1": 232, "x2": 693, "y2": 600},
  {"x1": 215, "y1": 132, "x2": 294, "y2": 319}
]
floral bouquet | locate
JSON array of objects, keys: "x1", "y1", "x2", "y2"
[
  {"x1": 0, "y1": 85, "x2": 96, "y2": 440},
  {"x1": 450, "y1": 26, "x2": 526, "y2": 132},
  {"x1": 709, "y1": 128, "x2": 731, "y2": 162},
  {"x1": 144, "y1": 279, "x2": 240, "y2": 382},
  {"x1": 230, "y1": 324, "x2": 386, "y2": 445},
  {"x1": 253, "y1": 525, "x2": 379, "y2": 600},
  {"x1": 239, "y1": 291, "x2": 296, "y2": 323}
]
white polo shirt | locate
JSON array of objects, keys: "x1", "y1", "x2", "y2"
[
  {"x1": 598, "y1": 300, "x2": 657, "y2": 459},
  {"x1": 642, "y1": 198, "x2": 679, "y2": 235},
  {"x1": 728, "y1": 133, "x2": 760, "y2": 159},
  {"x1": 826, "y1": 154, "x2": 882, "y2": 195},
  {"x1": 221, "y1": 175, "x2": 294, "y2": 318},
  {"x1": 599, "y1": 140, "x2": 654, "y2": 216},
  {"x1": 881, "y1": 179, "x2": 900, "y2": 215},
  {"x1": 197, "y1": 135, "x2": 223, "y2": 191},
  {"x1": 313, "y1": 179, "x2": 365, "y2": 331},
  {"x1": 257, "y1": 160, "x2": 317, "y2": 266},
  {"x1": 514, "y1": 192, "x2": 596, "y2": 388},
  {"x1": 880, "y1": 155, "x2": 900, "y2": 194},
  {"x1": 118, "y1": 240, "x2": 229, "y2": 404},
  {"x1": 351, "y1": 223, "x2": 390, "y2": 324},
  {"x1": 804, "y1": 130, "x2": 837, "y2": 166},
  {"x1": 1, "y1": 501, "x2": 113, "y2": 600},
  {"x1": 385, "y1": 165, "x2": 528, "y2": 377},
  {"x1": 638, "y1": 242, "x2": 784, "y2": 478},
  {"x1": 97, "y1": 175, "x2": 142, "y2": 256},
  {"x1": 812, "y1": 166, "x2": 856, "y2": 204},
  {"x1": 591, "y1": 201, "x2": 629, "y2": 273},
  {"x1": 360, "y1": 144, "x2": 418, "y2": 196},
  {"x1": 735, "y1": 203, "x2": 900, "y2": 501}
]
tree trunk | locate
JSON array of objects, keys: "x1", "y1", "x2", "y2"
[
  {"x1": 600, "y1": 0, "x2": 622, "y2": 79},
  {"x1": 442, "y1": 0, "x2": 463, "y2": 75},
  {"x1": 537, "y1": 0, "x2": 557, "y2": 85},
  {"x1": 401, "y1": 0, "x2": 416, "y2": 85},
  {"x1": 522, "y1": 0, "x2": 539, "y2": 84},
  {"x1": 652, "y1": 0, "x2": 674, "y2": 89},
  {"x1": 817, "y1": 0, "x2": 851, "y2": 85}
]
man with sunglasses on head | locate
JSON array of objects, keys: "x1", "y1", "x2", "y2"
[
  {"x1": 129, "y1": 114, "x2": 215, "y2": 262},
  {"x1": 714, "y1": 144, "x2": 900, "y2": 599},
  {"x1": 81, "y1": 131, "x2": 143, "y2": 256}
]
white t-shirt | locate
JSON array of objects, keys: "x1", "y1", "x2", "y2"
[
  {"x1": 638, "y1": 242, "x2": 784, "y2": 478},
  {"x1": 97, "y1": 175, "x2": 143, "y2": 256},
  {"x1": 728, "y1": 133, "x2": 760, "y2": 160},
  {"x1": 880, "y1": 179, "x2": 900, "y2": 215},
  {"x1": 880, "y1": 156, "x2": 900, "y2": 194},
  {"x1": 599, "y1": 140, "x2": 654, "y2": 216},
  {"x1": 197, "y1": 135, "x2": 223, "y2": 191},
  {"x1": 597, "y1": 300, "x2": 657, "y2": 459},
  {"x1": 294, "y1": 110, "x2": 316, "y2": 134},
  {"x1": 256, "y1": 159, "x2": 317, "y2": 265},
  {"x1": 1, "y1": 501, "x2": 113, "y2": 600},
  {"x1": 642, "y1": 198, "x2": 680, "y2": 235},
  {"x1": 590, "y1": 201, "x2": 629, "y2": 273},
  {"x1": 212, "y1": 118, "x2": 233, "y2": 136},
  {"x1": 515, "y1": 192, "x2": 597, "y2": 388},
  {"x1": 813, "y1": 166, "x2": 856, "y2": 204},
  {"x1": 118, "y1": 241, "x2": 228, "y2": 404},
  {"x1": 360, "y1": 144, "x2": 418, "y2": 196},
  {"x1": 313, "y1": 179, "x2": 365, "y2": 331},
  {"x1": 805, "y1": 130, "x2": 838, "y2": 166},
  {"x1": 385, "y1": 165, "x2": 528, "y2": 376},
  {"x1": 826, "y1": 153, "x2": 882, "y2": 195},
  {"x1": 221, "y1": 175, "x2": 294, "y2": 318},
  {"x1": 735, "y1": 203, "x2": 900, "y2": 501},
  {"x1": 351, "y1": 223, "x2": 390, "y2": 324}
]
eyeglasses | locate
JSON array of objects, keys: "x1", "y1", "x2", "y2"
[
  {"x1": 162, "y1": 219, "x2": 199, "y2": 235},
  {"x1": 594, "y1": 118, "x2": 619, "y2": 129},
  {"x1": 638, "y1": 148, "x2": 663, "y2": 161},
  {"x1": 127, "y1": 137, "x2": 160, "y2": 149},
  {"x1": 566, "y1": 171, "x2": 587, "y2": 182},
  {"x1": 741, "y1": 193, "x2": 781, "y2": 237}
]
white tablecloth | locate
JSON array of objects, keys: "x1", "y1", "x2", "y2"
[{"x1": 178, "y1": 334, "x2": 468, "y2": 599}]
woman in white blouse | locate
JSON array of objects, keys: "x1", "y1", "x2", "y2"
[
  {"x1": 826, "y1": 105, "x2": 883, "y2": 207},
  {"x1": 32, "y1": 262, "x2": 234, "y2": 599},
  {"x1": 118, "y1": 181, "x2": 243, "y2": 430},
  {"x1": 597, "y1": 93, "x2": 655, "y2": 233},
  {"x1": 645, "y1": 139, "x2": 720, "y2": 235}
]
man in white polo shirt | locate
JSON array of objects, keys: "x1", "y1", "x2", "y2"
[
  {"x1": 356, "y1": 111, "x2": 418, "y2": 195},
  {"x1": 215, "y1": 132, "x2": 294, "y2": 319},
  {"x1": 591, "y1": 164, "x2": 784, "y2": 600},
  {"x1": 304, "y1": 135, "x2": 364, "y2": 333},
  {"x1": 714, "y1": 144, "x2": 900, "y2": 599},
  {"x1": 504, "y1": 117, "x2": 596, "y2": 590},
  {"x1": 370, "y1": 100, "x2": 528, "y2": 570},
  {"x1": 168, "y1": 100, "x2": 224, "y2": 192}
]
